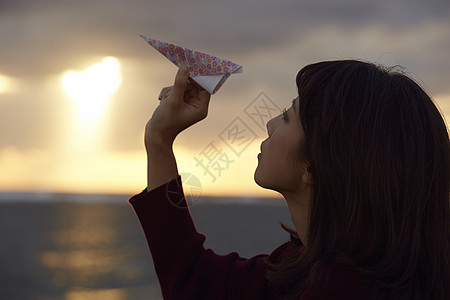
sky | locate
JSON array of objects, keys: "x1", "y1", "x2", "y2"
[{"x1": 0, "y1": 0, "x2": 449, "y2": 197}]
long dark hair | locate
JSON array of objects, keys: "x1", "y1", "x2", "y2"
[{"x1": 266, "y1": 60, "x2": 450, "y2": 299}]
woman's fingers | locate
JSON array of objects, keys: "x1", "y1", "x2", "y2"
[
  {"x1": 158, "y1": 86, "x2": 173, "y2": 100},
  {"x1": 171, "y1": 66, "x2": 189, "y2": 101},
  {"x1": 198, "y1": 89, "x2": 211, "y2": 118},
  {"x1": 158, "y1": 67, "x2": 192, "y2": 101}
]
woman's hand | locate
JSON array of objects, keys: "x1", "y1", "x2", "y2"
[{"x1": 145, "y1": 66, "x2": 211, "y2": 147}]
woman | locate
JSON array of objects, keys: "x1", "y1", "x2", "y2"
[{"x1": 130, "y1": 60, "x2": 450, "y2": 299}]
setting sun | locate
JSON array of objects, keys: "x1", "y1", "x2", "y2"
[{"x1": 62, "y1": 57, "x2": 122, "y2": 122}]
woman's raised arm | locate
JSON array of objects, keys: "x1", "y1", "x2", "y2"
[{"x1": 144, "y1": 66, "x2": 210, "y2": 191}]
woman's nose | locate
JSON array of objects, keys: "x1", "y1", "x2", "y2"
[{"x1": 266, "y1": 115, "x2": 280, "y2": 136}]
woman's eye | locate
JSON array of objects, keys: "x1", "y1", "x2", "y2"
[{"x1": 282, "y1": 108, "x2": 288, "y2": 120}]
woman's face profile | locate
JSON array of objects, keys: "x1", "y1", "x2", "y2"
[{"x1": 254, "y1": 98, "x2": 308, "y2": 194}]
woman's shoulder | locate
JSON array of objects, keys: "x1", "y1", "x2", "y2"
[{"x1": 300, "y1": 264, "x2": 372, "y2": 300}]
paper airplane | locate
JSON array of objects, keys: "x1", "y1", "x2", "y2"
[{"x1": 140, "y1": 35, "x2": 242, "y2": 94}]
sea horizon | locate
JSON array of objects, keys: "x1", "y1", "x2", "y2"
[{"x1": 0, "y1": 191, "x2": 285, "y2": 205}]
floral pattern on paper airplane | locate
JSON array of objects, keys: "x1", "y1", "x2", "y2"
[{"x1": 140, "y1": 35, "x2": 242, "y2": 94}]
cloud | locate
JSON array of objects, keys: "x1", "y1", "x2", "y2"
[
  {"x1": 1, "y1": 0, "x2": 449, "y2": 193},
  {"x1": 1, "y1": 0, "x2": 449, "y2": 79}
]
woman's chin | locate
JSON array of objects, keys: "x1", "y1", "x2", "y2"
[
  {"x1": 254, "y1": 167, "x2": 262, "y2": 186},
  {"x1": 254, "y1": 168, "x2": 270, "y2": 190}
]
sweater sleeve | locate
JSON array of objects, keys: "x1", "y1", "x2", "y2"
[{"x1": 129, "y1": 176, "x2": 270, "y2": 300}]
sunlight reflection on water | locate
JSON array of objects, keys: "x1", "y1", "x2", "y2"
[
  {"x1": 37, "y1": 203, "x2": 149, "y2": 288},
  {"x1": 0, "y1": 198, "x2": 289, "y2": 299},
  {"x1": 65, "y1": 288, "x2": 125, "y2": 300}
]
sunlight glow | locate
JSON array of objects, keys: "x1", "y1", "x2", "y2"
[
  {"x1": 0, "y1": 74, "x2": 16, "y2": 94},
  {"x1": 62, "y1": 57, "x2": 122, "y2": 122},
  {"x1": 0, "y1": 144, "x2": 281, "y2": 197}
]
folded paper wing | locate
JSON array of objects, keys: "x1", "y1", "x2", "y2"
[{"x1": 140, "y1": 35, "x2": 242, "y2": 94}]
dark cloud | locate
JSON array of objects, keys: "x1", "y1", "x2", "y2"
[
  {"x1": 0, "y1": 0, "x2": 449, "y2": 151},
  {"x1": 2, "y1": 0, "x2": 449, "y2": 77}
]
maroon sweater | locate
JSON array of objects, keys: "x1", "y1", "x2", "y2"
[{"x1": 129, "y1": 177, "x2": 368, "y2": 299}]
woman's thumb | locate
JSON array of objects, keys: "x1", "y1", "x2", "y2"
[{"x1": 171, "y1": 66, "x2": 189, "y2": 99}]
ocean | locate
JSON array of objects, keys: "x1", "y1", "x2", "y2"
[{"x1": 0, "y1": 193, "x2": 291, "y2": 300}]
